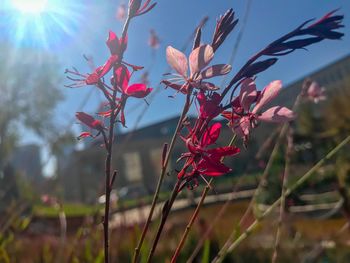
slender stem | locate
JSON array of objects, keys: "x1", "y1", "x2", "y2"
[
  {"x1": 146, "y1": 179, "x2": 182, "y2": 263},
  {"x1": 102, "y1": 13, "x2": 131, "y2": 262},
  {"x1": 271, "y1": 128, "x2": 293, "y2": 263},
  {"x1": 103, "y1": 105, "x2": 116, "y2": 263},
  {"x1": 133, "y1": 91, "x2": 192, "y2": 263},
  {"x1": 187, "y1": 170, "x2": 251, "y2": 263},
  {"x1": 171, "y1": 184, "x2": 209, "y2": 263},
  {"x1": 249, "y1": 83, "x2": 307, "y2": 216},
  {"x1": 212, "y1": 134, "x2": 350, "y2": 263},
  {"x1": 171, "y1": 135, "x2": 236, "y2": 262},
  {"x1": 211, "y1": 86, "x2": 306, "y2": 263}
]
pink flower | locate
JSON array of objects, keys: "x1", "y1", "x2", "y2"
[
  {"x1": 76, "y1": 112, "x2": 104, "y2": 131},
  {"x1": 65, "y1": 31, "x2": 128, "y2": 88},
  {"x1": 180, "y1": 123, "x2": 240, "y2": 178},
  {"x1": 41, "y1": 194, "x2": 58, "y2": 206},
  {"x1": 113, "y1": 65, "x2": 153, "y2": 98},
  {"x1": 307, "y1": 81, "x2": 326, "y2": 103},
  {"x1": 82, "y1": 31, "x2": 128, "y2": 85},
  {"x1": 162, "y1": 44, "x2": 232, "y2": 94},
  {"x1": 223, "y1": 79, "x2": 295, "y2": 142},
  {"x1": 106, "y1": 31, "x2": 128, "y2": 56},
  {"x1": 77, "y1": 132, "x2": 96, "y2": 140},
  {"x1": 116, "y1": 4, "x2": 126, "y2": 21},
  {"x1": 85, "y1": 55, "x2": 119, "y2": 85},
  {"x1": 196, "y1": 91, "x2": 222, "y2": 121}
]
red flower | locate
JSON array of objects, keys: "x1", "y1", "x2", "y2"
[
  {"x1": 113, "y1": 65, "x2": 152, "y2": 98},
  {"x1": 197, "y1": 91, "x2": 222, "y2": 121},
  {"x1": 181, "y1": 123, "x2": 240, "y2": 178},
  {"x1": 106, "y1": 31, "x2": 128, "y2": 55},
  {"x1": 76, "y1": 112, "x2": 104, "y2": 131},
  {"x1": 77, "y1": 132, "x2": 94, "y2": 140},
  {"x1": 85, "y1": 55, "x2": 119, "y2": 85}
]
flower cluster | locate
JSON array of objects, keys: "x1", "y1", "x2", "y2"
[
  {"x1": 67, "y1": 29, "x2": 153, "y2": 137},
  {"x1": 178, "y1": 123, "x2": 240, "y2": 185},
  {"x1": 222, "y1": 79, "x2": 295, "y2": 144},
  {"x1": 161, "y1": 9, "x2": 343, "y2": 188}
]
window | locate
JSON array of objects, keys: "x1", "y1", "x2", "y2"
[
  {"x1": 123, "y1": 152, "x2": 142, "y2": 183},
  {"x1": 150, "y1": 147, "x2": 162, "y2": 172}
]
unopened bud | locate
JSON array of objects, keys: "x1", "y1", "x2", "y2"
[{"x1": 129, "y1": 0, "x2": 142, "y2": 17}]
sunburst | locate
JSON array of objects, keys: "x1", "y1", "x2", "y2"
[{"x1": 1, "y1": 0, "x2": 84, "y2": 49}]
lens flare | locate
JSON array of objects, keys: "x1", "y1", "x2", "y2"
[
  {"x1": 11, "y1": 0, "x2": 48, "y2": 14},
  {"x1": 0, "y1": 0, "x2": 85, "y2": 49}
]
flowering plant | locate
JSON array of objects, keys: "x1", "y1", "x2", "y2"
[{"x1": 66, "y1": 2, "x2": 344, "y2": 262}]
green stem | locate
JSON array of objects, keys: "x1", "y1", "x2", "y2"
[
  {"x1": 133, "y1": 91, "x2": 192, "y2": 263},
  {"x1": 146, "y1": 179, "x2": 182, "y2": 263},
  {"x1": 271, "y1": 128, "x2": 293, "y2": 263},
  {"x1": 171, "y1": 184, "x2": 209, "y2": 263}
]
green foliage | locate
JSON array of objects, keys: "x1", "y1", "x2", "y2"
[
  {"x1": 0, "y1": 43, "x2": 63, "y2": 207},
  {"x1": 201, "y1": 239, "x2": 210, "y2": 263},
  {"x1": 0, "y1": 44, "x2": 62, "y2": 159},
  {"x1": 33, "y1": 203, "x2": 101, "y2": 217},
  {"x1": 0, "y1": 247, "x2": 10, "y2": 263},
  {"x1": 323, "y1": 83, "x2": 350, "y2": 137}
]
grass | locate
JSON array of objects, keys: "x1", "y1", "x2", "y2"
[{"x1": 33, "y1": 203, "x2": 101, "y2": 217}]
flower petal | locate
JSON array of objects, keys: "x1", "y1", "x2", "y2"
[
  {"x1": 206, "y1": 146, "x2": 240, "y2": 159},
  {"x1": 114, "y1": 64, "x2": 130, "y2": 92},
  {"x1": 201, "y1": 122, "x2": 221, "y2": 146},
  {"x1": 97, "y1": 109, "x2": 112, "y2": 118},
  {"x1": 86, "y1": 55, "x2": 119, "y2": 85},
  {"x1": 77, "y1": 132, "x2": 93, "y2": 140},
  {"x1": 257, "y1": 106, "x2": 295, "y2": 123},
  {"x1": 76, "y1": 112, "x2": 104, "y2": 130},
  {"x1": 199, "y1": 64, "x2": 232, "y2": 79},
  {"x1": 86, "y1": 70, "x2": 101, "y2": 85},
  {"x1": 125, "y1": 83, "x2": 152, "y2": 98},
  {"x1": 166, "y1": 46, "x2": 188, "y2": 77},
  {"x1": 189, "y1": 44, "x2": 214, "y2": 77},
  {"x1": 239, "y1": 78, "x2": 257, "y2": 112},
  {"x1": 253, "y1": 80, "x2": 282, "y2": 113},
  {"x1": 193, "y1": 81, "x2": 219, "y2": 91},
  {"x1": 106, "y1": 31, "x2": 119, "y2": 55},
  {"x1": 234, "y1": 116, "x2": 251, "y2": 137},
  {"x1": 198, "y1": 158, "x2": 231, "y2": 177}
]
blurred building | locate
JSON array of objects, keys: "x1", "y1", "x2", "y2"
[
  {"x1": 11, "y1": 144, "x2": 43, "y2": 183},
  {"x1": 274, "y1": 54, "x2": 350, "y2": 109},
  {"x1": 60, "y1": 54, "x2": 350, "y2": 203},
  {"x1": 0, "y1": 143, "x2": 43, "y2": 210}
]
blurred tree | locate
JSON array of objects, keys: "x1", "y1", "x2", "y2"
[
  {"x1": 0, "y1": 43, "x2": 63, "y2": 209},
  {"x1": 323, "y1": 83, "x2": 350, "y2": 139}
]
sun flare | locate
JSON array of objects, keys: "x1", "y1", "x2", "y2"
[
  {"x1": 11, "y1": 0, "x2": 48, "y2": 14},
  {"x1": 1, "y1": 0, "x2": 85, "y2": 49}
]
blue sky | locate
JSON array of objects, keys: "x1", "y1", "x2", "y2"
[
  {"x1": 57, "y1": 0, "x2": 350, "y2": 135},
  {"x1": 1, "y1": 0, "x2": 349, "y2": 174}
]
